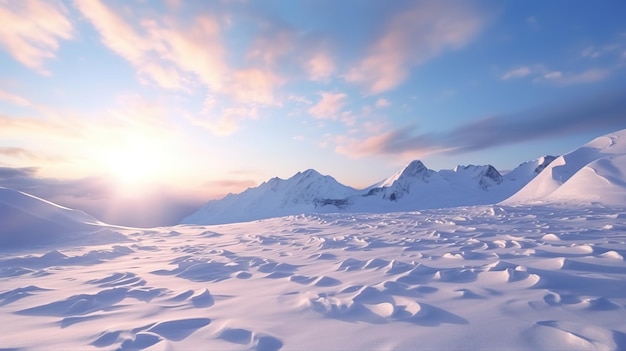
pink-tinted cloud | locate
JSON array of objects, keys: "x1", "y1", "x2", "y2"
[
  {"x1": 336, "y1": 88, "x2": 626, "y2": 158},
  {"x1": 308, "y1": 92, "x2": 347, "y2": 119},
  {"x1": 308, "y1": 51, "x2": 335, "y2": 82},
  {"x1": 335, "y1": 128, "x2": 442, "y2": 159},
  {"x1": 0, "y1": 0, "x2": 73, "y2": 74},
  {"x1": 375, "y1": 98, "x2": 390, "y2": 108},
  {"x1": 225, "y1": 68, "x2": 282, "y2": 105},
  {"x1": 0, "y1": 89, "x2": 31, "y2": 106},
  {"x1": 345, "y1": 2, "x2": 485, "y2": 94},
  {"x1": 0, "y1": 146, "x2": 39, "y2": 159},
  {"x1": 186, "y1": 106, "x2": 259, "y2": 136}
]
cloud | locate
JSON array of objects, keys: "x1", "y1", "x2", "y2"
[
  {"x1": 501, "y1": 66, "x2": 533, "y2": 80},
  {"x1": 0, "y1": 0, "x2": 73, "y2": 74},
  {"x1": 334, "y1": 87, "x2": 626, "y2": 158},
  {"x1": 335, "y1": 128, "x2": 441, "y2": 159},
  {"x1": 74, "y1": 0, "x2": 226, "y2": 91},
  {"x1": 555, "y1": 68, "x2": 610, "y2": 85},
  {"x1": 224, "y1": 68, "x2": 282, "y2": 105},
  {"x1": 0, "y1": 89, "x2": 31, "y2": 106},
  {"x1": 0, "y1": 147, "x2": 40, "y2": 159},
  {"x1": 345, "y1": 1, "x2": 486, "y2": 94},
  {"x1": 308, "y1": 51, "x2": 335, "y2": 82},
  {"x1": 502, "y1": 65, "x2": 611, "y2": 85},
  {"x1": 308, "y1": 92, "x2": 347, "y2": 120},
  {"x1": 526, "y1": 16, "x2": 540, "y2": 30},
  {"x1": 375, "y1": 98, "x2": 390, "y2": 108},
  {"x1": 186, "y1": 106, "x2": 259, "y2": 136}
]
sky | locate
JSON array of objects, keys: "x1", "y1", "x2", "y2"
[{"x1": 1, "y1": 0, "x2": 626, "y2": 226}]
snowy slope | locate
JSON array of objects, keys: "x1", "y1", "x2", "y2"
[
  {"x1": 504, "y1": 129, "x2": 626, "y2": 205},
  {"x1": 181, "y1": 169, "x2": 359, "y2": 225},
  {"x1": 0, "y1": 187, "x2": 121, "y2": 248},
  {"x1": 183, "y1": 157, "x2": 554, "y2": 225}
]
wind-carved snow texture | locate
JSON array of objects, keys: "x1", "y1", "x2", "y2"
[{"x1": 2, "y1": 205, "x2": 626, "y2": 350}]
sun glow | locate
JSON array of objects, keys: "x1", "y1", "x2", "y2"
[{"x1": 104, "y1": 137, "x2": 168, "y2": 190}]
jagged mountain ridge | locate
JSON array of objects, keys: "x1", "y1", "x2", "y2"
[{"x1": 181, "y1": 156, "x2": 556, "y2": 225}]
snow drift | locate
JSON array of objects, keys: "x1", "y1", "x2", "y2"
[
  {"x1": 0, "y1": 187, "x2": 121, "y2": 248},
  {"x1": 504, "y1": 129, "x2": 626, "y2": 205}
]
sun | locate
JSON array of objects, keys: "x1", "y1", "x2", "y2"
[{"x1": 104, "y1": 139, "x2": 164, "y2": 189}]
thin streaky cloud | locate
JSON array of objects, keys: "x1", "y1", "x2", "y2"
[
  {"x1": 335, "y1": 87, "x2": 626, "y2": 158},
  {"x1": 0, "y1": 0, "x2": 73, "y2": 74},
  {"x1": 345, "y1": 1, "x2": 486, "y2": 94}
]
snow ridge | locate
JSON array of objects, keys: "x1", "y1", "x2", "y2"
[{"x1": 504, "y1": 129, "x2": 626, "y2": 205}]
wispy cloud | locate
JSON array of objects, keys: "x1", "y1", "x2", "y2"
[
  {"x1": 0, "y1": 0, "x2": 73, "y2": 74},
  {"x1": 186, "y1": 106, "x2": 259, "y2": 136},
  {"x1": 308, "y1": 51, "x2": 335, "y2": 82},
  {"x1": 308, "y1": 92, "x2": 348, "y2": 120},
  {"x1": 345, "y1": 1, "x2": 486, "y2": 94},
  {"x1": 375, "y1": 98, "x2": 391, "y2": 108},
  {"x1": 334, "y1": 88, "x2": 626, "y2": 158},
  {"x1": 502, "y1": 64, "x2": 611, "y2": 85},
  {"x1": 0, "y1": 89, "x2": 31, "y2": 106},
  {"x1": 501, "y1": 66, "x2": 533, "y2": 80},
  {"x1": 74, "y1": 0, "x2": 225, "y2": 91},
  {"x1": 551, "y1": 68, "x2": 610, "y2": 85},
  {"x1": 0, "y1": 147, "x2": 41, "y2": 160}
]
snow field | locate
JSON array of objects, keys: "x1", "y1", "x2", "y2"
[{"x1": 2, "y1": 204, "x2": 626, "y2": 350}]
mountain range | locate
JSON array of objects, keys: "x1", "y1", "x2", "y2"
[
  {"x1": 182, "y1": 129, "x2": 626, "y2": 225},
  {"x1": 2, "y1": 129, "x2": 625, "y2": 232}
]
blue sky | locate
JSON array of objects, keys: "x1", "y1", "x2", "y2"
[{"x1": 1, "y1": 0, "x2": 626, "y2": 226}]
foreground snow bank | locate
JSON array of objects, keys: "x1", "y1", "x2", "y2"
[
  {"x1": 2, "y1": 204, "x2": 626, "y2": 350},
  {"x1": 0, "y1": 187, "x2": 124, "y2": 249}
]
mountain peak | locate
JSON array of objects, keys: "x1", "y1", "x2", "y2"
[
  {"x1": 402, "y1": 160, "x2": 427, "y2": 176},
  {"x1": 534, "y1": 155, "x2": 556, "y2": 174},
  {"x1": 294, "y1": 169, "x2": 322, "y2": 178}
]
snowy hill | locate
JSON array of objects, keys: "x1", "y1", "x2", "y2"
[
  {"x1": 180, "y1": 169, "x2": 359, "y2": 225},
  {"x1": 182, "y1": 157, "x2": 554, "y2": 225},
  {"x1": 503, "y1": 129, "x2": 626, "y2": 205},
  {"x1": 0, "y1": 187, "x2": 122, "y2": 248}
]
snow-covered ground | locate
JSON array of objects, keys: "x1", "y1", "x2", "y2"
[
  {"x1": 3, "y1": 129, "x2": 626, "y2": 350},
  {"x1": 2, "y1": 204, "x2": 626, "y2": 350}
]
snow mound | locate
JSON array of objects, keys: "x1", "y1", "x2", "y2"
[
  {"x1": 504, "y1": 129, "x2": 626, "y2": 205},
  {"x1": 0, "y1": 187, "x2": 117, "y2": 249}
]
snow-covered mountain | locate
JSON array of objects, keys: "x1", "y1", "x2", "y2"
[
  {"x1": 503, "y1": 129, "x2": 626, "y2": 205},
  {"x1": 0, "y1": 186, "x2": 120, "y2": 248},
  {"x1": 182, "y1": 156, "x2": 555, "y2": 225},
  {"x1": 180, "y1": 169, "x2": 359, "y2": 225}
]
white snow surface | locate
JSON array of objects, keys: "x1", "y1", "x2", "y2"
[
  {"x1": 0, "y1": 187, "x2": 124, "y2": 248},
  {"x1": 504, "y1": 129, "x2": 626, "y2": 204},
  {"x1": 2, "y1": 204, "x2": 626, "y2": 350}
]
